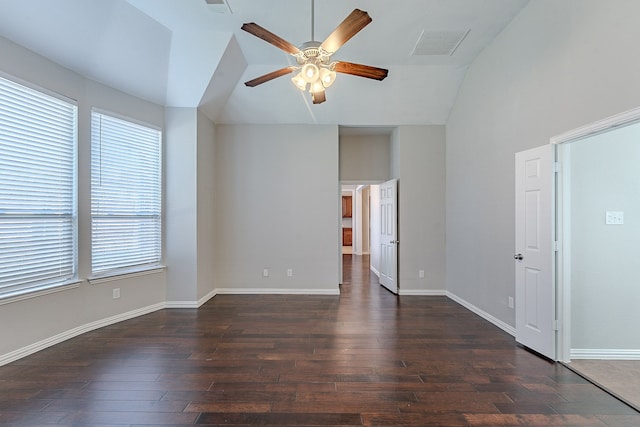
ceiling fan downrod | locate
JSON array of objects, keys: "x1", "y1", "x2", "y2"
[{"x1": 310, "y1": 0, "x2": 315, "y2": 41}]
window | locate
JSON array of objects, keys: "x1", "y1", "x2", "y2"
[
  {"x1": 91, "y1": 111, "x2": 162, "y2": 276},
  {"x1": 0, "y1": 76, "x2": 77, "y2": 299}
]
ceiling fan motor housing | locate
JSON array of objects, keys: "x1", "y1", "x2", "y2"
[{"x1": 296, "y1": 41, "x2": 333, "y2": 66}]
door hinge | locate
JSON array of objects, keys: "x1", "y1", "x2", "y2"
[
  {"x1": 553, "y1": 241, "x2": 560, "y2": 252},
  {"x1": 553, "y1": 162, "x2": 561, "y2": 173},
  {"x1": 553, "y1": 320, "x2": 560, "y2": 331}
]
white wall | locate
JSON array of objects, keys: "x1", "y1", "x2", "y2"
[
  {"x1": 213, "y1": 125, "x2": 340, "y2": 293},
  {"x1": 0, "y1": 35, "x2": 166, "y2": 362},
  {"x1": 570, "y1": 123, "x2": 640, "y2": 350},
  {"x1": 392, "y1": 126, "x2": 446, "y2": 293},
  {"x1": 446, "y1": 0, "x2": 640, "y2": 327}
]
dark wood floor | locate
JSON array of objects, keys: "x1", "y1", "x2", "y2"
[{"x1": 1, "y1": 255, "x2": 638, "y2": 426}]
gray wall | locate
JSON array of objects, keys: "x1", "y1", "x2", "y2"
[
  {"x1": 196, "y1": 110, "x2": 216, "y2": 301},
  {"x1": 165, "y1": 108, "x2": 198, "y2": 303},
  {"x1": 570, "y1": 123, "x2": 640, "y2": 350},
  {"x1": 392, "y1": 126, "x2": 446, "y2": 293},
  {"x1": 339, "y1": 134, "x2": 390, "y2": 182},
  {"x1": 446, "y1": 0, "x2": 640, "y2": 326},
  {"x1": 165, "y1": 108, "x2": 217, "y2": 305},
  {"x1": 213, "y1": 125, "x2": 340, "y2": 293}
]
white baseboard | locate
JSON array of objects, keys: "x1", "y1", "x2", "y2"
[
  {"x1": 370, "y1": 265, "x2": 380, "y2": 277},
  {"x1": 570, "y1": 349, "x2": 640, "y2": 360},
  {"x1": 0, "y1": 302, "x2": 166, "y2": 366},
  {"x1": 165, "y1": 289, "x2": 217, "y2": 309},
  {"x1": 399, "y1": 289, "x2": 446, "y2": 296},
  {"x1": 215, "y1": 287, "x2": 340, "y2": 295},
  {"x1": 198, "y1": 289, "x2": 217, "y2": 307},
  {"x1": 446, "y1": 291, "x2": 516, "y2": 336},
  {"x1": 164, "y1": 301, "x2": 198, "y2": 308}
]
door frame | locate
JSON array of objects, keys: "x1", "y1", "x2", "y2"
[{"x1": 551, "y1": 105, "x2": 640, "y2": 362}]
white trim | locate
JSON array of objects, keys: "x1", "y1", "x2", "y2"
[
  {"x1": 215, "y1": 287, "x2": 340, "y2": 295},
  {"x1": 551, "y1": 106, "x2": 640, "y2": 145},
  {"x1": 551, "y1": 106, "x2": 640, "y2": 363},
  {"x1": 91, "y1": 106, "x2": 162, "y2": 132},
  {"x1": 370, "y1": 265, "x2": 380, "y2": 277},
  {"x1": 164, "y1": 301, "x2": 199, "y2": 309},
  {"x1": 556, "y1": 143, "x2": 572, "y2": 363},
  {"x1": 88, "y1": 266, "x2": 166, "y2": 285},
  {"x1": 399, "y1": 289, "x2": 446, "y2": 296},
  {"x1": 165, "y1": 289, "x2": 217, "y2": 309},
  {"x1": 0, "y1": 280, "x2": 82, "y2": 306},
  {"x1": 0, "y1": 70, "x2": 78, "y2": 106},
  {"x1": 0, "y1": 302, "x2": 165, "y2": 366},
  {"x1": 570, "y1": 349, "x2": 640, "y2": 360},
  {"x1": 447, "y1": 291, "x2": 516, "y2": 336},
  {"x1": 198, "y1": 289, "x2": 217, "y2": 307}
]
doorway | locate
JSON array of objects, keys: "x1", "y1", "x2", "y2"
[
  {"x1": 553, "y1": 107, "x2": 640, "y2": 410},
  {"x1": 338, "y1": 126, "x2": 395, "y2": 291},
  {"x1": 341, "y1": 184, "x2": 373, "y2": 276}
]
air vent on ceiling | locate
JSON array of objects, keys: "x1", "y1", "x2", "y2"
[
  {"x1": 205, "y1": 0, "x2": 232, "y2": 14},
  {"x1": 411, "y1": 29, "x2": 470, "y2": 56}
]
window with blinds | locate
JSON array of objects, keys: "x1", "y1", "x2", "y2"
[
  {"x1": 0, "y1": 76, "x2": 78, "y2": 299},
  {"x1": 91, "y1": 111, "x2": 162, "y2": 275}
]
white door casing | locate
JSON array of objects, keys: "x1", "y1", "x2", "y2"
[
  {"x1": 379, "y1": 179, "x2": 398, "y2": 293},
  {"x1": 515, "y1": 145, "x2": 556, "y2": 359}
]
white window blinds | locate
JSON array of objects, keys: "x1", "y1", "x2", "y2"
[
  {"x1": 91, "y1": 111, "x2": 162, "y2": 275},
  {"x1": 0, "y1": 76, "x2": 77, "y2": 299}
]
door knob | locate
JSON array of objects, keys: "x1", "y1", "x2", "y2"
[{"x1": 514, "y1": 253, "x2": 523, "y2": 260}]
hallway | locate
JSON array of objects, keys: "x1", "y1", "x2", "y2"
[{"x1": 0, "y1": 255, "x2": 637, "y2": 425}]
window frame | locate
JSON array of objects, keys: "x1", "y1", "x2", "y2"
[
  {"x1": 0, "y1": 72, "x2": 79, "y2": 303},
  {"x1": 89, "y1": 108, "x2": 163, "y2": 279}
]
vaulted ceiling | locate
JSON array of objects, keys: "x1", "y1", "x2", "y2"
[{"x1": 0, "y1": 0, "x2": 529, "y2": 125}]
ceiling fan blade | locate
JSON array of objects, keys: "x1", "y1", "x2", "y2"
[
  {"x1": 241, "y1": 22, "x2": 301, "y2": 55},
  {"x1": 244, "y1": 67, "x2": 298, "y2": 87},
  {"x1": 334, "y1": 62, "x2": 388, "y2": 81},
  {"x1": 320, "y1": 9, "x2": 372, "y2": 54}
]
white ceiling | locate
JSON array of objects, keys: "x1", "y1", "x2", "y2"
[{"x1": 0, "y1": 0, "x2": 529, "y2": 125}]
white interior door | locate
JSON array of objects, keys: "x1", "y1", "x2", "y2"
[
  {"x1": 515, "y1": 145, "x2": 555, "y2": 359},
  {"x1": 379, "y1": 179, "x2": 398, "y2": 293}
]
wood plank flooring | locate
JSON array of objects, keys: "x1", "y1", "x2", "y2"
[{"x1": 1, "y1": 254, "x2": 638, "y2": 426}]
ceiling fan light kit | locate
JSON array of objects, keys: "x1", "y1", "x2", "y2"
[{"x1": 241, "y1": 1, "x2": 388, "y2": 104}]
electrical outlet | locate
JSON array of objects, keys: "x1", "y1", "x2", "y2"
[
  {"x1": 508, "y1": 296, "x2": 514, "y2": 309},
  {"x1": 287, "y1": 268, "x2": 293, "y2": 277},
  {"x1": 112, "y1": 288, "x2": 120, "y2": 299},
  {"x1": 418, "y1": 270, "x2": 425, "y2": 278},
  {"x1": 263, "y1": 268, "x2": 269, "y2": 277}
]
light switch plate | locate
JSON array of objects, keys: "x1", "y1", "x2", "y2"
[{"x1": 605, "y1": 211, "x2": 624, "y2": 225}]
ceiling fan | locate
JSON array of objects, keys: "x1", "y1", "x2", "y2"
[{"x1": 241, "y1": 1, "x2": 389, "y2": 104}]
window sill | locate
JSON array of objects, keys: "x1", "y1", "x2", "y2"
[
  {"x1": 0, "y1": 280, "x2": 82, "y2": 306},
  {"x1": 88, "y1": 266, "x2": 166, "y2": 285}
]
